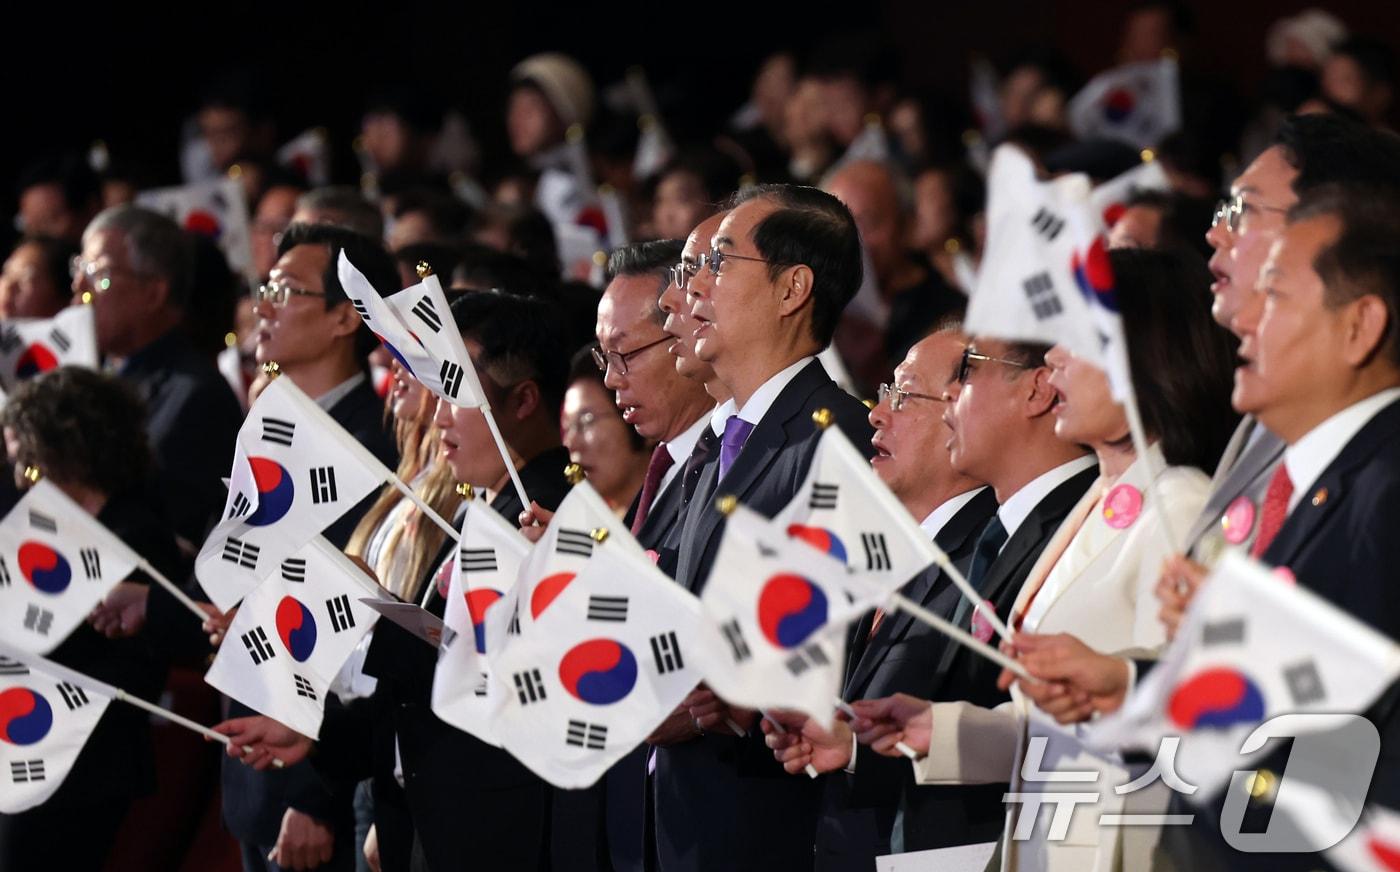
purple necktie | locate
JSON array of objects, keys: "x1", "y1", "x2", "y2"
[
  {"x1": 719, "y1": 415, "x2": 754, "y2": 480},
  {"x1": 630, "y1": 444, "x2": 675, "y2": 535}
]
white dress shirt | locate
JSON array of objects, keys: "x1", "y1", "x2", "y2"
[
  {"x1": 660, "y1": 412, "x2": 711, "y2": 492},
  {"x1": 734, "y1": 356, "x2": 816, "y2": 427},
  {"x1": 919, "y1": 487, "x2": 988, "y2": 540},
  {"x1": 995, "y1": 455, "x2": 1098, "y2": 547},
  {"x1": 313, "y1": 371, "x2": 367, "y2": 411},
  {"x1": 1283, "y1": 387, "x2": 1400, "y2": 512}
]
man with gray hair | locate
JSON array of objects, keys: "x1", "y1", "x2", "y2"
[
  {"x1": 72, "y1": 205, "x2": 243, "y2": 550},
  {"x1": 292, "y1": 186, "x2": 385, "y2": 241}
]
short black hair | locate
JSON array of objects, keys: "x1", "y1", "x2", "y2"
[
  {"x1": 452, "y1": 242, "x2": 549, "y2": 295},
  {"x1": 294, "y1": 187, "x2": 385, "y2": 240},
  {"x1": 1121, "y1": 189, "x2": 1215, "y2": 262},
  {"x1": 606, "y1": 239, "x2": 684, "y2": 324},
  {"x1": 392, "y1": 188, "x2": 474, "y2": 240},
  {"x1": 450, "y1": 291, "x2": 570, "y2": 418},
  {"x1": 1274, "y1": 114, "x2": 1400, "y2": 197},
  {"x1": 1111, "y1": 247, "x2": 1239, "y2": 472},
  {"x1": 657, "y1": 148, "x2": 744, "y2": 204},
  {"x1": 396, "y1": 242, "x2": 463, "y2": 285},
  {"x1": 17, "y1": 153, "x2": 100, "y2": 212},
  {"x1": 2, "y1": 366, "x2": 151, "y2": 497},
  {"x1": 277, "y1": 222, "x2": 400, "y2": 363},
  {"x1": 11, "y1": 235, "x2": 79, "y2": 307},
  {"x1": 729, "y1": 184, "x2": 863, "y2": 346},
  {"x1": 1333, "y1": 37, "x2": 1398, "y2": 89}
]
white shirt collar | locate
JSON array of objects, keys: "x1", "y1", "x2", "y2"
[
  {"x1": 710, "y1": 398, "x2": 737, "y2": 436},
  {"x1": 1284, "y1": 387, "x2": 1400, "y2": 512},
  {"x1": 996, "y1": 455, "x2": 1097, "y2": 544},
  {"x1": 919, "y1": 487, "x2": 988, "y2": 540},
  {"x1": 734, "y1": 357, "x2": 815, "y2": 427},
  {"x1": 315, "y1": 372, "x2": 367, "y2": 412},
  {"x1": 660, "y1": 412, "x2": 711, "y2": 491}
]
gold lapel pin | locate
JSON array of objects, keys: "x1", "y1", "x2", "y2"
[{"x1": 1311, "y1": 488, "x2": 1328, "y2": 507}]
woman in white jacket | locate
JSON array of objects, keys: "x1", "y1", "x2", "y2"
[{"x1": 846, "y1": 247, "x2": 1239, "y2": 872}]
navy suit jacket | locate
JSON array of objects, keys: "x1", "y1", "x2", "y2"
[{"x1": 654, "y1": 359, "x2": 875, "y2": 872}]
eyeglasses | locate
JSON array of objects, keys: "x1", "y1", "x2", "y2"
[
  {"x1": 590, "y1": 335, "x2": 671, "y2": 376},
  {"x1": 697, "y1": 246, "x2": 794, "y2": 277},
  {"x1": 255, "y1": 281, "x2": 327, "y2": 307},
  {"x1": 563, "y1": 410, "x2": 601, "y2": 438},
  {"x1": 956, "y1": 348, "x2": 1033, "y2": 384},
  {"x1": 1211, "y1": 193, "x2": 1290, "y2": 234},
  {"x1": 877, "y1": 382, "x2": 945, "y2": 412},
  {"x1": 670, "y1": 259, "x2": 699, "y2": 292},
  {"x1": 69, "y1": 256, "x2": 150, "y2": 293}
]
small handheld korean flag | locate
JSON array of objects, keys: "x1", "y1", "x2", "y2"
[
  {"x1": 1085, "y1": 552, "x2": 1400, "y2": 799},
  {"x1": 277, "y1": 128, "x2": 331, "y2": 187},
  {"x1": 204, "y1": 537, "x2": 385, "y2": 739},
  {"x1": 195, "y1": 377, "x2": 391, "y2": 611},
  {"x1": 431, "y1": 501, "x2": 531, "y2": 746},
  {"x1": 0, "y1": 480, "x2": 141, "y2": 654},
  {"x1": 1089, "y1": 157, "x2": 1170, "y2": 230},
  {"x1": 137, "y1": 175, "x2": 253, "y2": 280},
  {"x1": 0, "y1": 650, "x2": 111, "y2": 812},
  {"x1": 0, "y1": 307, "x2": 99, "y2": 390},
  {"x1": 1068, "y1": 57, "x2": 1181, "y2": 150},
  {"x1": 692, "y1": 505, "x2": 865, "y2": 725},
  {"x1": 489, "y1": 539, "x2": 703, "y2": 788}
]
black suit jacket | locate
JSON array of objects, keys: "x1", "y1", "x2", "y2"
[
  {"x1": 812, "y1": 488, "x2": 997, "y2": 871},
  {"x1": 899, "y1": 464, "x2": 1098, "y2": 853},
  {"x1": 654, "y1": 359, "x2": 875, "y2": 872},
  {"x1": 1164, "y1": 399, "x2": 1400, "y2": 872}
]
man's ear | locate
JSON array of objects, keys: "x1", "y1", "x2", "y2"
[
  {"x1": 776, "y1": 264, "x2": 815, "y2": 318},
  {"x1": 1343, "y1": 294, "x2": 1393, "y2": 368},
  {"x1": 144, "y1": 276, "x2": 173, "y2": 315},
  {"x1": 329, "y1": 300, "x2": 361, "y2": 339},
  {"x1": 1023, "y1": 367, "x2": 1059, "y2": 419},
  {"x1": 509, "y1": 379, "x2": 542, "y2": 422}
]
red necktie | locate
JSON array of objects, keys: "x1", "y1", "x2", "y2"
[
  {"x1": 631, "y1": 444, "x2": 675, "y2": 535},
  {"x1": 1251, "y1": 465, "x2": 1294, "y2": 558}
]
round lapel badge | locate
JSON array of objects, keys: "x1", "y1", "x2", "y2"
[
  {"x1": 1220, "y1": 496, "x2": 1257, "y2": 545},
  {"x1": 971, "y1": 600, "x2": 998, "y2": 643},
  {"x1": 1271, "y1": 566, "x2": 1297, "y2": 586},
  {"x1": 1102, "y1": 484, "x2": 1144, "y2": 530}
]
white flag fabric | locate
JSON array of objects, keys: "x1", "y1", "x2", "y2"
[
  {"x1": 0, "y1": 481, "x2": 141, "y2": 654},
  {"x1": 137, "y1": 176, "x2": 253, "y2": 279},
  {"x1": 1068, "y1": 58, "x2": 1181, "y2": 150},
  {"x1": 339, "y1": 252, "x2": 487, "y2": 408},
  {"x1": 970, "y1": 55, "x2": 1005, "y2": 142},
  {"x1": 277, "y1": 128, "x2": 331, "y2": 187},
  {"x1": 1085, "y1": 552, "x2": 1400, "y2": 798},
  {"x1": 204, "y1": 537, "x2": 384, "y2": 739},
  {"x1": 692, "y1": 506, "x2": 865, "y2": 724},
  {"x1": 194, "y1": 377, "x2": 390, "y2": 611},
  {"x1": 431, "y1": 501, "x2": 531, "y2": 746},
  {"x1": 965, "y1": 145, "x2": 1132, "y2": 398},
  {"x1": 0, "y1": 307, "x2": 99, "y2": 390},
  {"x1": 774, "y1": 424, "x2": 939, "y2": 596},
  {"x1": 0, "y1": 649, "x2": 111, "y2": 812},
  {"x1": 1089, "y1": 158, "x2": 1171, "y2": 229},
  {"x1": 489, "y1": 540, "x2": 704, "y2": 788},
  {"x1": 632, "y1": 116, "x2": 675, "y2": 182},
  {"x1": 1327, "y1": 804, "x2": 1400, "y2": 871}
]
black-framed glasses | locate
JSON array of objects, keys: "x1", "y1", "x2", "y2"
[
  {"x1": 590, "y1": 335, "x2": 671, "y2": 375},
  {"x1": 1211, "y1": 193, "x2": 1290, "y2": 234},
  {"x1": 956, "y1": 347, "x2": 1033, "y2": 384},
  {"x1": 255, "y1": 281, "x2": 328, "y2": 307},
  {"x1": 670, "y1": 259, "x2": 699, "y2": 291},
  {"x1": 877, "y1": 382, "x2": 945, "y2": 412},
  {"x1": 697, "y1": 246, "x2": 794, "y2": 277}
]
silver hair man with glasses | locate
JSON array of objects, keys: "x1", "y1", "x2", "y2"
[{"x1": 73, "y1": 205, "x2": 243, "y2": 550}]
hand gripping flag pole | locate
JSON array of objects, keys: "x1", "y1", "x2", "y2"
[{"x1": 0, "y1": 639, "x2": 280, "y2": 767}]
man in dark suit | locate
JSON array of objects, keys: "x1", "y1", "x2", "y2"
[
  {"x1": 649, "y1": 184, "x2": 873, "y2": 872},
  {"x1": 847, "y1": 335, "x2": 1097, "y2": 850},
  {"x1": 761, "y1": 327, "x2": 995, "y2": 871}
]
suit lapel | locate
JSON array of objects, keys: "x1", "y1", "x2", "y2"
[
  {"x1": 637, "y1": 474, "x2": 685, "y2": 549},
  {"x1": 1185, "y1": 421, "x2": 1285, "y2": 548}
]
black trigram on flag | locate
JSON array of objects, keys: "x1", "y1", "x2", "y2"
[
  {"x1": 48, "y1": 328, "x2": 71, "y2": 353},
  {"x1": 23, "y1": 605, "x2": 53, "y2": 636},
  {"x1": 293, "y1": 674, "x2": 318, "y2": 701},
  {"x1": 507, "y1": 605, "x2": 521, "y2": 636},
  {"x1": 458, "y1": 547, "x2": 497, "y2": 573},
  {"x1": 309, "y1": 466, "x2": 338, "y2": 504},
  {"x1": 242, "y1": 627, "x2": 276, "y2": 665},
  {"x1": 80, "y1": 548, "x2": 101, "y2": 580},
  {"x1": 720, "y1": 619, "x2": 752, "y2": 663},
  {"x1": 1285, "y1": 660, "x2": 1326, "y2": 706},
  {"x1": 411, "y1": 296, "x2": 443, "y2": 333},
  {"x1": 1202, "y1": 617, "x2": 1246, "y2": 646},
  {"x1": 28, "y1": 511, "x2": 56, "y2": 534},
  {"x1": 262, "y1": 417, "x2": 296, "y2": 446},
  {"x1": 513, "y1": 668, "x2": 547, "y2": 704},
  {"x1": 10, "y1": 760, "x2": 44, "y2": 783},
  {"x1": 222, "y1": 537, "x2": 260, "y2": 570},
  {"x1": 556, "y1": 528, "x2": 594, "y2": 558},
  {"x1": 350, "y1": 300, "x2": 371, "y2": 321},
  {"x1": 229, "y1": 492, "x2": 253, "y2": 519},
  {"x1": 0, "y1": 657, "x2": 27, "y2": 676},
  {"x1": 1030, "y1": 207, "x2": 1066, "y2": 241},
  {"x1": 57, "y1": 682, "x2": 89, "y2": 711},
  {"x1": 439, "y1": 360, "x2": 465, "y2": 400},
  {"x1": 587, "y1": 595, "x2": 628, "y2": 622},
  {"x1": 1023, "y1": 272, "x2": 1063, "y2": 320},
  {"x1": 472, "y1": 672, "x2": 490, "y2": 697},
  {"x1": 650, "y1": 631, "x2": 684, "y2": 674},
  {"x1": 0, "y1": 326, "x2": 19, "y2": 354},
  {"x1": 861, "y1": 533, "x2": 890, "y2": 572},
  {"x1": 566, "y1": 719, "x2": 607, "y2": 750},
  {"x1": 809, "y1": 483, "x2": 839, "y2": 511},
  {"x1": 281, "y1": 558, "x2": 307, "y2": 583},
  {"x1": 0, "y1": 555, "x2": 10, "y2": 587},
  {"x1": 326, "y1": 594, "x2": 355, "y2": 632},
  {"x1": 785, "y1": 642, "x2": 832, "y2": 677}
]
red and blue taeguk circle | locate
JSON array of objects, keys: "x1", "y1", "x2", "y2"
[
  {"x1": 1072, "y1": 237, "x2": 1118, "y2": 312},
  {"x1": 275, "y1": 596, "x2": 319, "y2": 662},
  {"x1": 1168, "y1": 667, "x2": 1266, "y2": 729},
  {"x1": 530, "y1": 572, "x2": 576, "y2": 619},
  {"x1": 786, "y1": 525, "x2": 848, "y2": 563},
  {"x1": 18, "y1": 541, "x2": 72, "y2": 594},
  {"x1": 14, "y1": 343, "x2": 59, "y2": 379},
  {"x1": 1102, "y1": 88, "x2": 1137, "y2": 123},
  {"x1": 465, "y1": 588, "x2": 504, "y2": 654},
  {"x1": 244, "y1": 457, "x2": 296, "y2": 527},
  {"x1": 559, "y1": 638, "x2": 638, "y2": 705},
  {"x1": 757, "y1": 573, "x2": 829, "y2": 649},
  {"x1": 0, "y1": 688, "x2": 54, "y2": 746}
]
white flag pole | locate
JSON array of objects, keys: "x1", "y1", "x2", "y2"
[
  {"x1": 931, "y1": 553, "x2": 1013, "y2": 643},
  {"x1": 135, "y1": 558, "x2": 212, "y2": 623},
  {"x1": 1122, "y1": 390, "x2": 1182, "y2": 554},
  {"x1": 761, "y1": 711, "x2": 819, "y2": 778},
  {"x1": 885, "y1": 592, "x2": 1034, "y2": 682},
  {"x1": 481, "y1": 404, "x2": 531, "y2": 512},
  {"x1": 385, "y1": 475, "x2": 460, "y2": 544}
]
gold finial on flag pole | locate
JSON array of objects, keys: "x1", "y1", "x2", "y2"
[
  {"x1": 416, "y1": 261, "x2": 433, "y2": 279},
  {"x1": 455, "y1": 483, "x2": 475, "y2": 499},
  {"x1": 811, "y1": 408, "x2": 834, "y2": 429},
  {"x1": 715, "y1": 494, "x2": 738, "y2": 516},
  {"x1": 564, "y1": 464, "x2": 585, "y2": 485},
  {"x1": 590, "y1": 527, "x2": 610, "y2": 544},
  {"x1": 261, "y1": 361, "x2": 282, "y2": 379}
]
